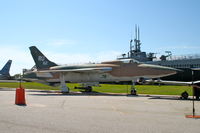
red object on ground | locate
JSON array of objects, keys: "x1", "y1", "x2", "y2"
[
  {"x1": 15, "y1": 86, "x2": 26, "y2": 105},
  {"x1": 185, "y1": 115, "x2": 200, "y2": 119}
]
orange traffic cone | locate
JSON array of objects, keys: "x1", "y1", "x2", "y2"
[{"x1": 15, "y1": 85, "x2": 26, "y2": 105}]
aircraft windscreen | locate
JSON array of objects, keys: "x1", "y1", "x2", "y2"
[{"x1": 122, "y1": 59, "x2": 139, "y2": 64}]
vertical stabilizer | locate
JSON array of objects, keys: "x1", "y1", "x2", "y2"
[
  {"x1": 0, "y1": 60, "x2": 12, "y2": 75},
  {"x1": 29, "y1": 46, "x2": 57, "y2": 70}
]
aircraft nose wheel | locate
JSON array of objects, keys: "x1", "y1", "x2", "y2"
[
  {"x1": 131, "y1": 89, "x2": 137, "y2": 95},
  {"x1": 130, "y1": 80, "x2": 137, "y2": 95}
]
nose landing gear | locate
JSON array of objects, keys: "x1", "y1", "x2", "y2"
[{"x1": 130, "y1": 81, "x2": 137, "y2": 95}]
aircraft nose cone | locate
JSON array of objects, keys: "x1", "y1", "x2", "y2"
[
  {"x1": 138, "y1": 63, "x2": 182, "y2": 77},
  {"x1": 140, "y1": 64, "x2": 181, "y2": 71}
]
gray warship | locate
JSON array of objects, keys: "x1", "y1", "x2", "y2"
[{"x1": 117, "y1": 26, "x2": 200, "y2": 81}]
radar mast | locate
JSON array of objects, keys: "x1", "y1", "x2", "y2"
[
  {"x1": 129, "y1": 25, "x2": 141, "y2": 57},
  {"x1": 134, "y1": 25, "x2": 141, "y2": 53}
]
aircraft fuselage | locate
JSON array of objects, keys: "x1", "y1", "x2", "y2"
[{"x1": 24, "y1": 60, "x2": 178, "y2": 84}]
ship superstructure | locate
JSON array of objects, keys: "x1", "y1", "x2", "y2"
[{"x1": 118, "y1": 25, "x2": 200, "y2": 81}]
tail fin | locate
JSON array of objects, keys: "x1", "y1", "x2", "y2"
[
  {"x1": 0, "y1": 60, "x2": 12, "y2": 75},
  {"x1": 29, "y1": 46, "x2": 57, "y2": 70}
]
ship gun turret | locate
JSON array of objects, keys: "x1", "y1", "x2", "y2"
[{"x1": 160, "y1": 51, "x2": 172, "y2": 61}]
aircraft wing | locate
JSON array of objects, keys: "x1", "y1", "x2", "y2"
[
  {"x1": 0, "y1": 80, "x2": 24, "y2": 83},
  {"x1": 147, "y1": 79, "x2": 200, "y2": 86},
  {"x1": 35, "y1": 67, "x2": 112, "y2": 73}
]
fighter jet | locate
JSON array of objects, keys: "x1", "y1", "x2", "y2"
[
  {"x1": 23, "y1": 46, "x2": 180, "y2": 93},
  {"x1": 0, "y1": 60, "x2": 12, "y2": 80}
]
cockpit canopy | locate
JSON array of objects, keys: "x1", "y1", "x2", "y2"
[
  {"x1": 120, "y1": 59, "x2": 140, "y2": 64},
  {"x1": 101, "y1": 59, "x2": 140, "y2": 64}
]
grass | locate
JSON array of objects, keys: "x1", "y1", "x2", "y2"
[
  {"x1": 0, "y1": 82, "x2": 58, "y2": 90},
  {"x1": 90, "y1": 84, "x2": 192, "y2": 95},
  {"x1": 0, "y1": 82, "x2": 193, "y2": 96}
]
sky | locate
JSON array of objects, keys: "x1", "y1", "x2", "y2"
[{"x1": 0, "y1": 0, "x2": 200, "y2": 75}]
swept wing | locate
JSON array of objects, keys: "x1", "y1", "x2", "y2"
[{"x1": 35, "y1": 67, "x2": 112, "y2": 73}]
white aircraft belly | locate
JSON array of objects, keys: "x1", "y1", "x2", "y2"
[
  {"x1": 63, "y1": 73, "x2": 107, "y2": 82},
  {"x1": 61, "y1": 72, "x2": 138, "y2": 82},
  {"x1": 36, "y1": 72, "x2": 53, "y2": 78}
]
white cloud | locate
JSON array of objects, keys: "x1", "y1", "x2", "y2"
[
  {"x1": 46, "y1": 50, "x2": 121, "y2": 65},
  {"x1": 0, "y1": 45, "x2": 34, "y2": 75},
  {"x1": 95, "y1": 51, "x2": 121, "y2": 62},
  {"x1": 46, "y1": 52, "x2": 94, "y2": 64},
  {"x1": 157, "y1": 45, "x2": 200, "y2": 51}
]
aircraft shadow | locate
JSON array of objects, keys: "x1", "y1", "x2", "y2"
[
  {"x1": 1, "y1": 88, "x2": 198, "y2": 101},
  {"x1": 28, "y1": 90, "x2": 129, "y2": 97},
  {"x1": 28, "y1": 90, "x2": 200, "y2": 101}
]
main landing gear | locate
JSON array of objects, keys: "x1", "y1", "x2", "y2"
[
  {"x1": 60, "y1": 73, "x2": 69, "y2": 93},
  {"x1": 74, "y1": 83, "x2": 99, "y2": 92},
  {"x1": 74, "y1": 86, "x2": 93, "y2": 92}
]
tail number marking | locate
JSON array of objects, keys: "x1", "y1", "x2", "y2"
[{"x1": 38, "y1": 56, "x2": 48, "y2": 65}]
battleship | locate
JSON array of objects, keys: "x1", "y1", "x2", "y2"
[{"x1": 117, "y1": 26, "x2": 200, "y2": 81}]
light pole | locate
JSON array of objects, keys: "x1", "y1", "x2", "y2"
[{"x1": 185, "y1": 68, "x2": 200, "y2": 118}]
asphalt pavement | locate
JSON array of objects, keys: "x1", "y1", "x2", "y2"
[{"x1": 0, "y1": 88, "x2": 200, "y2": 133}]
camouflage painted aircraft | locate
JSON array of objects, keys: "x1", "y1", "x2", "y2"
[
  {"x1": 23, "y1": 46, "x2": 180, "y2": 93},
  {"x1": 0, "y1": 60, "x2": 12, "y2": 80}
]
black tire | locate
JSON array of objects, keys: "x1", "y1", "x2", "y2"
[
  {"x1": 86, "y1": 86, "x2": 92, "y2": 92},
  {"x1": 131, "y1": 89, "x2": 137, "y2": 95},
  {"x1": 181, "y1": 91, "x2": 188, "y2": 100}
]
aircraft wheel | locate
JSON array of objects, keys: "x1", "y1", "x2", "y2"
[
  {"x1": 181, "y1": 91, "x2": 188, "y2": 100},
  {"x1": 131, "y1": 89, "x2": 137, "y2": 95},
  {"x1": 86, "y1": 86, "x2": 92, "y2": 92}
]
